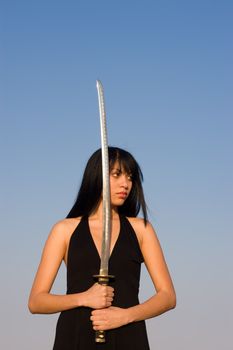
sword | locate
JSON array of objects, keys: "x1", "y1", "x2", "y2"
[{"x1": 93, "y1": 80, "x2": 114, "y2": 343}]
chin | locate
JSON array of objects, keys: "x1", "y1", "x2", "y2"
[
  {"x1": 111, "y1": 200, "x2": 125, "y2": 208},
  {"x1": 117, "y1": 200, "x2": 126, "y2": 207}
]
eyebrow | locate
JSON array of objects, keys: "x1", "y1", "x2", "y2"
[
  {"x1": 111, "y1": 167, "x2": 121, "y2": 172},
  {"x1": 111, "y1": 167, "x2": 132, "y2": 176}
]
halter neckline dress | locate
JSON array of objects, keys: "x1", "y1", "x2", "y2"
[{"x1": 53, "y1": 215, "x2": 150, "y2": 349}]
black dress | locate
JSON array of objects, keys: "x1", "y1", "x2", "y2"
[{"x1": 53, "y1": 215, "x2": 150, "y2": 350}]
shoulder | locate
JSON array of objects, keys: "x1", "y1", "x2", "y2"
[
  {"x1": 50, "y1": 217, "x2": 81, "y2": 235},
  {"x1": 126, "y1": 217, "x2": 156, "y2": 247},
  {"x1": 127, "y1": 217, "x2": 165, "y2": 266},
  {"x1": 48, "y1": 217, "x2": 82, "y2": 245}
]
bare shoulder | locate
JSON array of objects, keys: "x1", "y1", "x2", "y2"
[
  {"x1": 127, "y1": 217, "x2": 157, "y2": 246},
  {"x1": 48, "y1": 217, "x2": 82, "y2": 245},
  {"x1": 127, "y1": 217, "x2": 166, "y2": 270},
  {"x1": 51, "y1": 217, "x2": 81, "y2": 233}
]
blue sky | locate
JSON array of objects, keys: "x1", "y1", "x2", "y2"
[{"x1": 1, "y1": 1, "x2": 232, "y2": 349}]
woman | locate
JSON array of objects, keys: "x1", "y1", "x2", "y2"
[{"x1": 28, "y1": 147, "x2": 176, "y2": 349}]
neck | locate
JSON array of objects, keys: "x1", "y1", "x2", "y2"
[{"x1": 90, "y1": 200, "x2": 119, "y2": 220}]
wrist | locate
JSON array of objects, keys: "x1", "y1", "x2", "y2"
[
  {"x1": 125, "y1": 307, "x2": 135, "y2": 324},
  {"x1": 126, "y1": 305, "x2": 142, "y2": 323},
  {"x1": 75, "y1": 291, "x2": 86, "y2": 308}
]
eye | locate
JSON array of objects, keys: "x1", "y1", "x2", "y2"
[
  {"x1": 127, "y1": 174, "x2": 133, "y2": 181},
  {"x1": 111, "y1": 170, "x2": 121, "y2": 177}
]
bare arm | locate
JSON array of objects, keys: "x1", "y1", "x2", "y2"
[
  {"x1": 126, "y1": 220, "x2": 176, "y2": 322},
  {"x1": 28, "y1": 220, "x2": 114, "y2": 314},
  {"x1": 91, "y1": 219, "x2": 176, "y2": 330}
]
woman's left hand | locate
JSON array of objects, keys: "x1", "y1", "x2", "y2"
[{"x1": 90, "y1": 306, "x2": 129, "y2": 331}]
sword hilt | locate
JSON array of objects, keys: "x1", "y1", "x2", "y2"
[{"x1": 93, "y1": 274, "x2": 115, "y2": 343}]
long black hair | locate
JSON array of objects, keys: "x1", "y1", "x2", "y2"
[{"x1": 67, "y1": 147, "x2": 148, "y2": 223}]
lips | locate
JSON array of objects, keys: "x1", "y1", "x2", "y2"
[{"x1": 117, "y1": 192, "x2": 128, "y2": 199}]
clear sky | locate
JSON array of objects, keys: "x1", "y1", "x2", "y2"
[{"x1": 1, "y1": 0, "x2": 232, "y2": 349}]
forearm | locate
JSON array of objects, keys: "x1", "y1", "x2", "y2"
[
  {"x1": 127, "y1": 290, "x2": 176, "y2": 323},
  {"x1": 28, "y1": 291, "x2": 87, "y2": 314},
  {"x1": 28, "y1": 282, "x2": 114, "y2": 314}
]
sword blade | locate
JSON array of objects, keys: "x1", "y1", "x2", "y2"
[{"x1": 96, "y1": 80, "x2": 111, "y2": 276}]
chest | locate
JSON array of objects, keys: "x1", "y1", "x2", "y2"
[{"x1": 88, "y1": 218, "x2": 121, "y2": 258}]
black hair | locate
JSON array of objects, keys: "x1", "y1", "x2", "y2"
[{"x1": 67, "y1": 147, "x2": 148, "y2": 224}]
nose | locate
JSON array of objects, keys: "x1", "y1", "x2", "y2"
[{"x1": 120, "y1": 174, "x2": 129, "y2": 189}]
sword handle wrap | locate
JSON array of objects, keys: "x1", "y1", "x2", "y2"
[
  {"x1": 95, "y1": 330, "x2": 106, "y2": 343},
  {"x1": 93, "y1": 274, "x2": 115, "y2": 343}
]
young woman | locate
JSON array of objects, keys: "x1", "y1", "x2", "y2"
[{"x1": 28, "y1": 147, "x2": 176, "y2": 349}]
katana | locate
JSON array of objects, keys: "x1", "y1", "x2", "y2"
[{"x1": 94, "y1": 80, "x2": 114, "y2": 343}]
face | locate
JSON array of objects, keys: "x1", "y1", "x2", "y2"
[{"x1": 109, "y1": 162, "x2": 133, "y2": 207}]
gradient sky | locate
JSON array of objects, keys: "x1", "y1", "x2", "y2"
[{"x1": 1, "y1": 1, "x2": 232, "y2": 349}]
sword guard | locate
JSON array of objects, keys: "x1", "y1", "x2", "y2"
[{"x1": 93, "y1": 274, "x2": 115, "y2": 285}]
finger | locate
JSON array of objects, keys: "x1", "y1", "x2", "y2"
[
  {"x1": 90, "y1": 315, "x2": 100, "y2": 324},
  {"x1": 106, "y1": 289, "x2": 113, "y2": 295},
  {"x1": 106, "y1": 292, "x2": 114, "y2": 299},
  {"x1": 91, "y1": 319, "x2": 107, "y2": 331},
  {"x1": 91, "y1": 318, "x2": 105, "y2": 328},
  {"x1": 91, "y1": 309, "x2": 102, "y2": 317},
  {"x1": 93, "y1": 325, "x2": 107, "y2": 331}
]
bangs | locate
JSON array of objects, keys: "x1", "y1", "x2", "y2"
[{"x1": 109, "y1": 147, "x2": 142, "y2": 181}]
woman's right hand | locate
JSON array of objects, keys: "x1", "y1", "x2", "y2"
[{"x1": 82, "y1": 283, "x2": 114, "y2": 309}]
